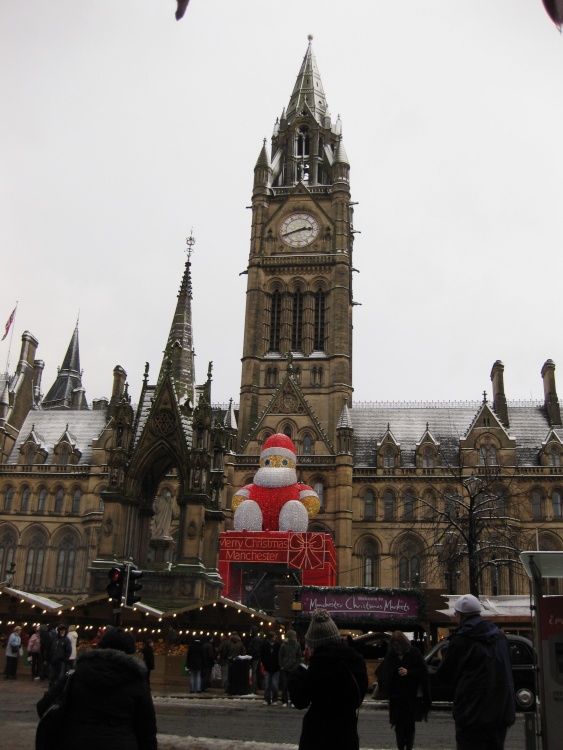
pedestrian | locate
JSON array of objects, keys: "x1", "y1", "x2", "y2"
[
  {"x1": 38, "y1": 625, "x2": 52, "y2": 681},
  {"x1": 375, "y1": 630, "x2": 431, "y2": 750},
  {"x1": 261, "y1": 630, "x2": 281, "y2": 706},
  {"x1": 27, "y1": 626, "x2": 42, "y2": 680},
  {"x1": 186, "y1": 637, "x2": 205, "y2": 693},
  {"x1": 141, "y1": 638, "x2": 155, "y2": 687},
  {"x1": 279, "y1": 629, "x2": 302, "y2": 706},
  {"x1": 219, "y1": 631, "x2": 246, "y2": 693},
  {"x1": 247, "y1": 625, "x2": 265, "y2": 693},
  {"x1": 48, "y1": 624, "x2": 72, "y2": 687},
  {"x1": 201, "y1": 636, "x2": 215, "y2": 691},
  {"x1": 289, "y1": 609, "x2": 368, "y2": 750},
  {"x1": 37, "y1": 627, "x2": 157, "y2": 750},
  {"x1": 67, "y1": 624, "x2": 78, "y2": 669},
  {"x1": 436, "y1": 593, "x2": 516, "y2": 750},
  {"x1": 4, "y1": 625, "x2": 22, "y2": 679}
]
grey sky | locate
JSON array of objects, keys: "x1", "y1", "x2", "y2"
[{"x1": 1, "y1": 1, "x2": 562, "y2": 408}]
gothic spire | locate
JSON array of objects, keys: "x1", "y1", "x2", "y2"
[
  {"x1": 159, "y1": 233, "x2": 196, "y2": 406},
  {"x1": 286, "y1": 35, "x2": 328, "y2": 127},
  {"x1": 42, "y1": 322, "x2": 88, "y2": 410}
]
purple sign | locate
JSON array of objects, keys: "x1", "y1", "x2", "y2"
[{"x1": 301, "y1": 591, "x2": 420, "y2": 621}]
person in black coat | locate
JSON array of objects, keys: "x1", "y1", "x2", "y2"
[
  {"x1": 186, "y1": 637, "x2": 205, "y2": 693},
  {"x1": 37, "y1": 627, "x2": 157, "y2": 750},
  {"x1": 376, "y1": 631, "x2": 431, "y2": 750},
  {"x1": 141, "y1": 639, "x2": 155, "y2": 687},
  {"x1": 289, "y1": 609, "x2": 368, "y2": 750},
  {"x1": 260, "y1": 631, "x2": 281, "y2": 705},
  {"x1": 48, "y1": 624, "x2": 72, "y2": 687},
  {"x1": 437, "y1": 594, "x2": 515, "y2": 750}
]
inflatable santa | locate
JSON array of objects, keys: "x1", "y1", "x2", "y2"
[{"x1": 232, "y1": 434, "x2": 320, "y2": 532}]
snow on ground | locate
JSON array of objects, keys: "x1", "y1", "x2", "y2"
[{"x1": 157, "y1": 737, "x2": 394, "y2": 750}]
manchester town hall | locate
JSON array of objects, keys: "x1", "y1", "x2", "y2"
[{"x1": 1, "y1": 40, "x2": 562, "y2": 612}]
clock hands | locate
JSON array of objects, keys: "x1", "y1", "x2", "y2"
[{"x1": 281, "y1": 226, "x2": 313, "y2": 238}]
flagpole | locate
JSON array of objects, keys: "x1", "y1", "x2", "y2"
[{"x1": 4, "y1": 302, "x2": 18, "y2": 376}]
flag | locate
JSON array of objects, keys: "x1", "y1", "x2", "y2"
[{"x1": 1, "y1": 307, "x2": 16, "y2": 341}]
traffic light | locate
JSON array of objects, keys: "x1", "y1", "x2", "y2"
[
  {"x1": 106, "y1": 567, "x2": 124, "y2": 601},
  {"x1": 125, "y1": 565, "x2": 143, "y2": 606}
]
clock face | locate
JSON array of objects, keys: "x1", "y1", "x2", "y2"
[{"x1": 279, "y1": 212, "x2": 320, "y2": 248}]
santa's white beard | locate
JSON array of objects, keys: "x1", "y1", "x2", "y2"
[{"x1": 254, "y1": 466, "x2": 297, "y2": 488}]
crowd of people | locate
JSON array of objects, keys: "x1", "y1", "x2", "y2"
[{"x1": 1, "y1": 593, "x2": 518, "y2": 750}]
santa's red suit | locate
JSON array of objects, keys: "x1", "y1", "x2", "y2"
[{"x1": 232, "y1": 434, "x2": 320, "y2": 532}]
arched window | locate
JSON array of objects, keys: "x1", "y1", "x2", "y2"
[
  {"x1": 72, "y1": 489, "x2": 81, "y2": 514},
  {"x1": 384, "y1": 490, "x2": 394, "y2": 520},
  {"x1": 364, "y1": 490, "x2": 375, "y2": 520},
  {"x1": 422, "y1": 447, "x2": 434, "y2": 469},
  {"x1": 549, "y1": 446, "x2": 561, "y2": 467},
  {"x1": 269, "y1": 290, "x2": 282, "y2": 352},
  {"x1": 479, "y1": 443, "x2": 498, "y2": 466},
  {"x1": 444, "y1": 491, "x2": 459, "y2": 520},
  {"x1": 21, "y1": 486, "x2": 30, "y2": 512},
  {"x1": 55, "y1": 534, "x2": 77, "y2": 589},
  {"x1": 398, "y1": 540, "x2": 422, "y2": 587},
  {"x1": 313, "y1": 290, "x2": 326, "y2": 351},
  {"x1": 58, "y1": 445, "x2": 70, "y2": 466},
  {"x1": 383, "y1": 446, "x2": 395, "y2": 469},
  {"x1": 4, "y1": 487, "x2": 14, "y2": 511},
  {"x1": 24, "y1": 445, "x2": 35, "y2": 466},
  {"x1": 37, "y1": 488, "x2": 47, "y2": 513},
  {"x1": 283, "y1": 425, "x2": 293, "y2": 440},
  {"x1": 291, "y1": 290, "x2": 303, "y2": 351},
  {"x1": 55, "y1": 488, "x2": 64, "y2": 513},
  {"x1": 552, "y1": 491, "x2": 562, "y2": 519},
  {"x1": 302, "y1": 435, "x2": 313, "y2": 455},
  {"x1": 314, "y1": 481, "x2": 324, "y2": 509},
  {"x1": 362, "y1": 540, "x2": 378, "y2": 587},
  {"x1": 24, "y1": 531, "x2": 46, "y2": 588},
  {"x1": 531, "y1": 491, "x2": 543, "y2": 519},
  {"x1": 403, "y1": 492, "x2": 415, "y2": 520},
  {"x1": 0, "y1": 528, "x2": 16, "y2": 582}
]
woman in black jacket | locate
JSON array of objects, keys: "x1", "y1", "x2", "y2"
[
  {"x1": 289, "y1": 609, "x2": 368, "y2": 750},
  {"x1": 376, "y1": 631, "x2": 431, "y2": 750},
  {"x1": 37, "y1": 628, "x2": 157, "y2": 750}
]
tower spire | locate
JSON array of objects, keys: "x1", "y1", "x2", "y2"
[
  {"x1": 159, "y1": 232, "x2": 196, "y2": 405},
  {"x1": 286, "y1": 35, "x2": 328, "y2": 127},
  {"x1": 42, "y1": 322, "x2": 88, "y2": 410}
]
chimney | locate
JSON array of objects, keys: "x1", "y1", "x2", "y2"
[
  {"x1": 108, "y1": 366, "x2": 127, "y2": 416},
  {"x1": 33, "y1": 359, "x2": 44, "y2": 405},
  {"x1": 541, "y1": 359, "x2": 561, "y2": 426},
  {"x1": 490, "y1": 360, "x2": 509, "y2": 427}
]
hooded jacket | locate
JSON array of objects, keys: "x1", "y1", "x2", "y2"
[
  {"x1": 37, "y1": 647, "x2": 157, "y2": 750},
  {"x1": 289, "y1": 641, "x2": 368, "y2": 750},
  {"x1": 437, "y1": 614, "x2": 516, "y2": 729}
]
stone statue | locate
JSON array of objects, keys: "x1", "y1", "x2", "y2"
[{"x1": 151, "y1": 489, "x2": 174, "y2": 539}]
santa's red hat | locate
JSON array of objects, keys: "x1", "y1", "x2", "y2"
[{"x1": 261, "y1": 434, "x2": 296, "y2": 461}]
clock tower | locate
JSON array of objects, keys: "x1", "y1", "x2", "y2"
[{"x1": 238, "y1": 36, "x2": 355, "y2": 451}]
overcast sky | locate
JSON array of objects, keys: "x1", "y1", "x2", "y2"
[{"x1": 2, "y1": 1, "x2": 563, "y2": 410}]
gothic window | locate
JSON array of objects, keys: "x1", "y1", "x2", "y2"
[
  {"x1": 549, "y1": 446, "x2": 562, "y2": 467},
  {"x1": 296, "y1": 126, "x2": 310, "y2": 156},
  {"x1": 302, "y1": 435, "x2": 313, "y2": 455},
  {"x1": 552, "y1": 490, "x2": 562, "y2": 518},
  {"x1": 24, "y1": 532, "x2": 46, "y2": 588},
  {"x1": 283, "y1": 425, "x2": 293, "y2": 440},
  {"x1": 4, "y1": 486, "x2": 14, "y2": 511},
  {"x1": 314, "y1": 481, "x2": 324, "y2": 509},
  {"x1": 291, "y1": 290, "x2": 303, "y2": 351},
  {"x1": 24, "y1": 445, "x2": 35, "y2": 466},
  {"x1": 37, "y1": 488, "x2": 47, "y2": 513},
  {"x1": 531, "y1": 491, "x2": 543, "y2": 519},
  {"x1": 384, "y1": 490, "x2": 395, "y2": 520},
  {"x1": 55, "y1": 488, "x2": 64, "y2": 513},
  {"x1": 422, "y1": 447, "x2": 434, "y2": 469},
  {"x1": 398, "y1": 540, "x2": 422, "y2": 587},
  {"x1": 364, "y1": 490, "x2": 375, "y2": 520},
  {"x1": 444, "y1": 490, "x2": 459, "y2": 520},
  {"x1": 383, "y1": 447, "x2": 395, "y2": 469},
  {"x1": 58, "y1": 445, "x2": 70, "y2": 466},
  {"x1": 0, "y1": 528, "x2": 16, "y2": 582},
  {"x1": 313, "y1": 290, "x2": 326, "y2": 351},
  {"x1": 362, "y1": 540, "x2": 378, "y2": 587},
  {"x1": 479, "y1": 443, "x2": 498, "y2": 466},
  {"x1": 72, "y1": 489, "x2": 81, "y2": 514},
  {"x1": 21, "y1": 486, "x2": 30, "y2": 512},
  {"x1": 55, "y1": 534, "x2": 77, "y2": 589},
  {"x1": 403, "y1": 492, "x2": 415, "y2": 520},
  {"x1": 269, "y1": 290, "x2": 282, "y2": 352}
]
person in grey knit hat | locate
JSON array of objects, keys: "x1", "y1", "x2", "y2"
[{"x1": 289, "y1": 610, "x2": 368, "y2": 750}]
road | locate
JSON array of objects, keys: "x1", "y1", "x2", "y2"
[{"x1": 3, "y1": 681, "x2": 529, "y2": 750}]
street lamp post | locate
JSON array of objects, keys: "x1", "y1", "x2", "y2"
[{"x1": 463, "y1": 473, "x2": 482, "y2": 597}]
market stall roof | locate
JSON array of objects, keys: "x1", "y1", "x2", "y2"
[
  {"x1": 0, "y1": 586, "x2": 62, "y2": 613},
  {"x1": 57, "y1": 592, "x2": 165, "y2": 620},
  {"x1": 163, "y1": 596, "x2": 279, "y2": 635},
  {"x1": 438, "y1": 595, "x2": 532, "y2": 621}
]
